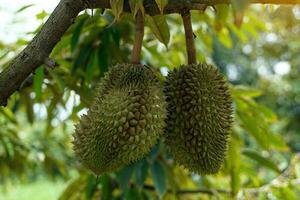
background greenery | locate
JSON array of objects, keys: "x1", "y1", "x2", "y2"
[{"x1": 1, "y1": 3, "x2": 300, "y2": 200}]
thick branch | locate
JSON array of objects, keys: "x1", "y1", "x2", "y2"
[
  {"x1": 1, "y1": 0, "x2": 299, "y2": 106},
  {"x1": 91, "y1": 0, "x2": 300, "y2": 15},
  {"x1": 0, "y1": 0, "x2": 84, "y2": 106}
]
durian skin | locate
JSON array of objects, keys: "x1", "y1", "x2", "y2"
[
  {"x1": 164, "y1": 63, "x2": 233, "y2": 174},
  {"x1": 73, "y1": 64, "x2": 166, "y2": 175}
]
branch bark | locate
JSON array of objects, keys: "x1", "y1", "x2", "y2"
[
  {"x1": 0, "y1": 0, "x2": 299, "y2": 106},
  {"x1": 91, "y1": 0, "x2": 300, "y2": 15}
]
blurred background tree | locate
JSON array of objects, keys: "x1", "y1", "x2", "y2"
[{"x1": 1, "y1": 1, "x2": 300, "y2": 199}]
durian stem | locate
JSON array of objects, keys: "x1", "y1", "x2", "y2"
[
  {"x1": 131, "y1": 10, "x2": 144, "y2": 64},
  {"x1": 181, "y1": 10, "x2": 197, "y2": 64}
]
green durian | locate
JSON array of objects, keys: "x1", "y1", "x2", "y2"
[
  {"x1": 164, "y1": 63, "x2": 233, "y2": 174},
  {"x1": 73, "y1": 64, "x2": 166, "y2": 175}
]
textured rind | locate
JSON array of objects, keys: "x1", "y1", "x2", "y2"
[
  {"x1": 164, "y1": 63, "x2": 233, "y2": 174},
  {"x1": 73, "y1": 64, "x2": 166, "y2": 175}
]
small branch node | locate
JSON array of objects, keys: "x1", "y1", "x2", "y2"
[{"x1": 44, "y1": 58, "x2": 57, "y2": 69}]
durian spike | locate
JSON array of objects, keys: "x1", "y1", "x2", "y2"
[
  {"x1": 131, "y1": 10, "x2": 144, "y2": 64},
  {"x1": 181, "y1": 10, "x2": 197, "y2": 64}
]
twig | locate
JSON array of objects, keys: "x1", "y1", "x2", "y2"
[
  {"x1": 143, "y1": 184, "x2": 229, "y2": 195},
  {"x1": 241, "y1": 153, "x2": 300, "y2": 196}
]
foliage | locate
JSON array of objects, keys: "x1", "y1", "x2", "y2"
[{"x1": 1, "y1": 3, "x2": 300, "y2": 200}]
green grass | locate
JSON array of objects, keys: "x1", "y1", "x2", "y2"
[{"x1": 0, "y1": 179, "x2": 66, "y2": 200}]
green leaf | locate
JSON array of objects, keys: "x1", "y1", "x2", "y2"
[
  {"x1": 135, "y1": 158, "x2": 148, "y2": 187},
  {"x1": 243, "y1": 22, "x2": 259, "y2": 38},
  {"x1": 116, "y1": 164, "x2": 134, "y2": 191},
  {"x1": 155, "y1": 0, "x2": 168, "y2": 14},
  {"x1": 151, "y1": 160, "x2": 166, "y2": 197},
  {"x1": 71, "y1": 17, "x2": 86, "y2": 52},
  {"x1": 124, "y1": 187, "x2": 142, "y2": 200},
  {"x1": 215, "y1": 4, "x2": 229, "y2": 21},
  {"x1": 279, "y1": 187, "x2": 298, "y2": 200},
  {"x1": 85, "y1": 175, "x2": 97, "y2": 200},
  {"x1": 228, "y1": 23, "x2": 248, "y2": 42},
  {"x1": 110, "y1": 0, "x2": 124, "y2": 21},
  {"x1": 59, "y1": 176, "x2": 86, "y2": 200},
  {"x1": 230, "y1": 0, "x2": 250, "y2": 27},
  {"x1": 36, "y1": 10, "x2": 48, "y2": 20},
  {"x1": 22, "y1": 91, "x2": 34, "y2": 124},
  {"x1": 129, "y1": 0, "x2": 145, "y2": 17},
  {"x1": 86, "y1": 50, "x2": 98, "y2": 81},
  {"x1": 267, "y1": 133, "x2": 289, "y2": 151},
  {"x1": 16, "y1": 4, "x2": 35, "y2": 13},
  {"x1": 99, "y1": 174, "x2": 112, "y2": 200},
  {"x1": 72, "y1": 45, "x2": 93, "y2": 73},
  {"x1": 214, "y1": 4, "x2": 229, "y2": 31},
  {"x1": 227, "y1": 137, "x2": 241, "y2": 195},
  {"x1": 242, "y1": 149, "x2": 280, "y2": 173},
  {"x1": 49, "y1": 70, "x2": 65, "y2": 93},
  {"x1": 146, "y1": 15, "x2": 170, "y2": 48},
  {"x1": 256, "y1": 104, "x2": 277, "y2": 122},
  {"x1": 238, "y1": 110, "x2": 269, "y2": 149},
  {"x1": 33, "y1": 66, "x2": 44, "y2": 101},
  {"x1": 217, "y1": 28, "x2": 232, "y2": 48},
  {"x1": 232, "y1": 85, "x2": 262, "y2": 98},
  {"x1": 295, "y1": 163, "x2": 300, "y2": 178},
  {"x1": 0, "y1": 107, "x2": 17, "y2": 124},
  {"x1": 149, "y1": 143, "x2": 160, "y2": 160}
]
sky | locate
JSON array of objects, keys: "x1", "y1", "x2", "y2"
[{"x1": 0, "y1": 0, "x2": 59, "y2": 43}]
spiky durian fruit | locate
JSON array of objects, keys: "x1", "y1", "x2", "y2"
[
  {"x1": 73, "y1": 64, "x2": 166, "y2": 175},
  {"x1": 164, "y1": 63, "x2": 233, "y2": 174}
]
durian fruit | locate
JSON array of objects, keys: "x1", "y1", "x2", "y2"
[
  {"x1": 73, "y1": 64, "x2": 166, "y2": 175},
  {"x1": 164, "y1": 63, "x2": 233, "y2": 174}
]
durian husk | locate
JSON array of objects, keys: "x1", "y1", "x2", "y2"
[
  {"x1": 164, "y1": 63, "x2": 233, "y2": 174},
  {"x1": 73, "y1": 64, "x2": 166, "y2": 174}
]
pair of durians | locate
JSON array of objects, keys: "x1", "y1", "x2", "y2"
[{"x1": 73, "y1": 63, "x2": 233, "y2": 175}]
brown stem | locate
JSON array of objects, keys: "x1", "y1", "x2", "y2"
[
  {"x1": 181, "y1": 10, "x2": 197, "y2": 64},
  {"x1": 131, "y1": 11, "x2": 144, "y2": 64}
]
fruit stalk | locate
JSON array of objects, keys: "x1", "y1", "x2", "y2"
[
  {"x1": 181, "y1": 10, "x2": 197, "y2": 64},
  {"x1": 131, "y1": 10, "x2": 144, "y2": 64}
]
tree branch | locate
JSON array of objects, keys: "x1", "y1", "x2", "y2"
[
  {"x1": 91, "y1": 0, "x2": 300, "y2": 15},
  {"x1": 0, "y1": 0, "x2": 84, "y2": 106},
  {"x1": 0, "y1": 0, "x2": 299, "y2": 106}
]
